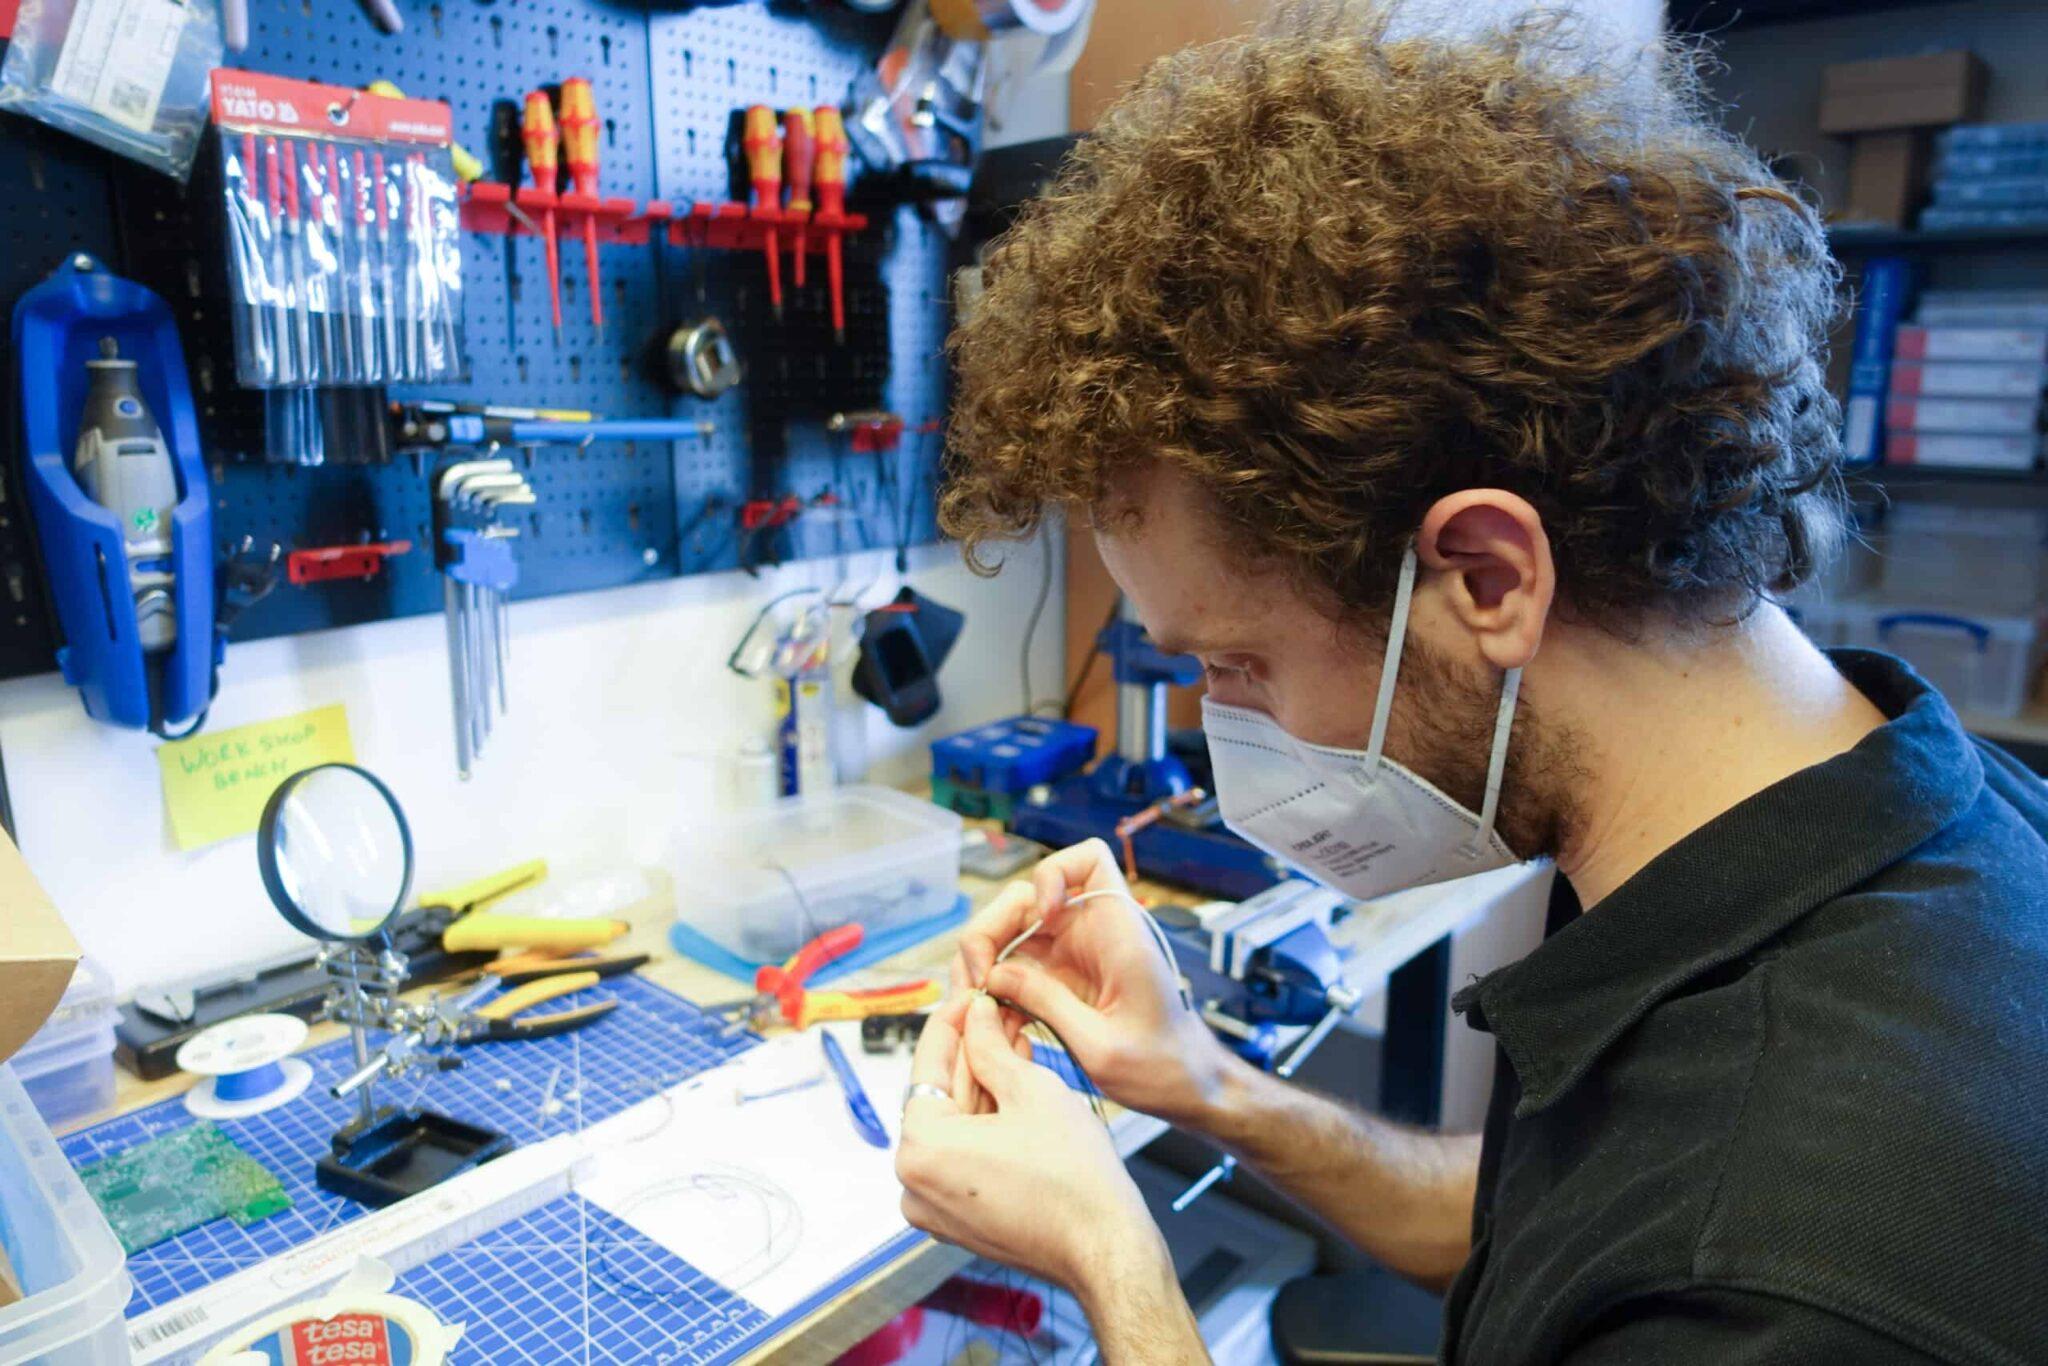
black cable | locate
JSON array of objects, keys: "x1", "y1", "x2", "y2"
[
  {"x1": 990, "y1": 996, "x2": 1109, "y2": 1128},
  {"x1": 1060, "y1": 597, "x2": 1122, "y2": 720},
  {"x1": 762, "y1": 858, "x2": 827, "y2": 953},
  {"x1": 0, "y1": 732, "x2": 17, "y2": 846},
  {"x1": 1020, "y1": 524, "x2": 1058, "y2": 716}
]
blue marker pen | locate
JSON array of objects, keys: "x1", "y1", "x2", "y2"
[{"x1": 820, "y1": 1029, "x2": 889, "y2": 1149}]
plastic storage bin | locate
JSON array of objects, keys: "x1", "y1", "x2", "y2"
[
  {"x1": 0, "y1": 1065, "x2": 131, "y2": 1364},
  {"x1": 671, "y1": 785, "x2": 962, "y2": 965},
  {"x1": 12, "y1": 959, "x2": 117, "y2": 1130},
  {"x1": 1874, "y1": 504, "x2": 2048, "y2": 614},
  {"x1": 1841, "y1": 601, "x2": 2044, "y2": 717}
]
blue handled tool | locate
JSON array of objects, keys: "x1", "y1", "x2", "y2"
[{"x1": 820, "y1": 1030, "x2": 888, "y2": 1149}]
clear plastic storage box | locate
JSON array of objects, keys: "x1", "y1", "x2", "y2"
[
  {"x1": 1874, "y1": 504, "x2": 2048, "y2": 615},
  {"x1": 12, "y1": 958, "x2": 117, "y2": 1130},
  {"x1": 1840, "y1": 601, "x2": 2045, "y2": 717},
  {"x1": 671, "y1": 785, "x2": 963, "y2": 965},
  {"x1": 0, "y1": 1064, "x2": 131, "y2": 1364}
]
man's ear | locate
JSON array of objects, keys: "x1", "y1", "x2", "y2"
[{"x1": 1415, "y1": 491, "x2": 1555, "y2": 671}]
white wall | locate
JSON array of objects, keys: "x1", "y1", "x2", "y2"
[{"x1": 0, "y1": 531, "x2": 1063, "y2": 994}]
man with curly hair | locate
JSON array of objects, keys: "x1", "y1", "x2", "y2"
[{"x1": 892, "y1": 4, "x2": 2048, "y2": 1363}]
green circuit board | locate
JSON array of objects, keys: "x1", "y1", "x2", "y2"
[{"x1": 79, "y1": 1122, "x2": 292, "y2": 1254}]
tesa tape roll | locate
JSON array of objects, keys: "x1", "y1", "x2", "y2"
[{"x1": 200, "y1": 1290, "x2": 461, "y2": 1365}]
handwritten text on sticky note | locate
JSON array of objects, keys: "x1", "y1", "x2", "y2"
[{"x1": 157, "y1": 704, "x2": 357, "y2": 850}]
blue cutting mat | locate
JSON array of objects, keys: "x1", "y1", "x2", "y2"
[
  {"x1": 59, "y1": 977, "x2": 763, "y2": 1323},
  {"x1": 386, "y1": 1196, "x2": 925, "y2": 1366},
  {"x1": 62, "y1": 975, "x2": 1091, "y2": 1363}
]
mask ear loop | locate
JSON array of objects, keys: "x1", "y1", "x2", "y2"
[
  {"x1": 1466, "y1": 666, "x2": 1522, "y2": 860},
  {"x1": 1361, "y1": 546, "x2": 1420, "y2": 779}
]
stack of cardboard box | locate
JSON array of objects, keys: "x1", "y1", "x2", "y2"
[
  {"x1": 1820, "y1": 51, "x2": 1987, "y2": 229},
  {"x1": 0, "y1": 830, "x2": 82, "y2": 1313}
]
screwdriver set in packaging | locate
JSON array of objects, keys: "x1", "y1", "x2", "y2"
[{"x1": 211, "y1": 70, "x2": 467, "y2": 389}]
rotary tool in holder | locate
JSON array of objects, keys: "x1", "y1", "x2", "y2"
[
  {"x1": 13, "y1": 256, "x2": 217, "y2": 735},
  {"x1": 74, "y1": 339, "x2": 180, "y2": 654}
]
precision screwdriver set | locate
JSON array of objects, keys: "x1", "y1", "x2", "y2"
[{"x1": 211, "y1": 71, "x2": 467, "y2": 389}]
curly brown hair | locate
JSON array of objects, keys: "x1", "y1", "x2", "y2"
[{"x1": 939, "y1": 1, "x2": 1847, "y2": 626}]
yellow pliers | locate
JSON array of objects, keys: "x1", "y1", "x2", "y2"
[{"x1": 453, "y1": 970, "x2": 618, "y2": 1044}]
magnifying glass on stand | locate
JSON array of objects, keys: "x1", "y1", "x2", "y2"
[{"x1": 258, "y1": 764, "x2": 511, "y2": 1207}]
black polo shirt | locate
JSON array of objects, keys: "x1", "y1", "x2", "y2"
[{"x1": 1442, "y1": 650, "x2": 2048, "y2": 1365}]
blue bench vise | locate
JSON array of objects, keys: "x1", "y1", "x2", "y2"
[{"x1": 1010, "y1": 601, "x2": 1281, "y2": 900}]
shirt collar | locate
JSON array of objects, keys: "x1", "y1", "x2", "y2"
[{"x1": 1453, "y1": 649, "x2": 1984, "y2": 1118}]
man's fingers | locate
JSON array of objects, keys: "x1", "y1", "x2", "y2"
[
  {"x1": 952, "y1": 1033, "x2": 989, "y2": 1114},
  {"x1": 958, "y1": 881, "x2": 1042, "y2": 988},
  {"x1": 961, "y1": 994, "x2": 1037, "y2": 1107},
  {"x1": 1031, "y1": 837, "x2": 1121, "y2": 914},
  {"x1": 985, "y1": 958, "x2": 1111, "y2": 1066},
  {"x1": 906, "y1": 997, "x2": 965, "y2": 1120}
]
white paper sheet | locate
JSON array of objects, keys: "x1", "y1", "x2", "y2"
[{"x1": 574, "y1": 1023, "x2": 918, "y2": 1318}]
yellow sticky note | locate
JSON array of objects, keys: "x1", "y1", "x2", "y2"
[{"x1": 156, "y1": 704, "x2": 357, "y2": 851}]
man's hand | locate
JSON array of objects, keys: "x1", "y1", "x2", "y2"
[
  {"x1": 895, "y1": 993, "x2": 1162, "y2": 1288},
  {"x1": 896, "y1": 993, "x2": 1208, "y2": 1362},
  {"x1": 956, "y1": 839, "x2": 1242, "y2": 1128}
]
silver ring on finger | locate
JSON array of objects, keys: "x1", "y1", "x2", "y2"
[{"x1": 903, "y1": 1081, "x2": 952, "y2": 1115}]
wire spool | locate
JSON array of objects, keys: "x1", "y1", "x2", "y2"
[
  {"x1": 176, "y1": 1013, "x2": 315, "y2": 1120},
  {"x1": 198, "y1": 1289, "x2": 461, "y2": 1365}
]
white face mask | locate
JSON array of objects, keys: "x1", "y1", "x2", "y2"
[{"x1": 1201, "y1": 547, "x2": 1523, "y2": 901}]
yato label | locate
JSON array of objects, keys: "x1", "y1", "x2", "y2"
[{"x1": 209, "y1": 69, "x2": 451, "y2": 145}]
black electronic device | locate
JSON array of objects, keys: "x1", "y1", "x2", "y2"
[{"x1": 852, "y1": 587, "x2": 964, "y2": 726}]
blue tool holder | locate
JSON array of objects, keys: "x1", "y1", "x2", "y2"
[
  {"x1": 11, "y1": 257, "x2": 215, "y2": 730},
  {"x1": 0, "y1": 2, "x2": 951, "y2": 686}
]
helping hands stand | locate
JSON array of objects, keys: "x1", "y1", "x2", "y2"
[{"x1": 314, "y1": 937, "x2": 512, "y2": 1207}]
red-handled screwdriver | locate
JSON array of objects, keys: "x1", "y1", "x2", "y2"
[
  {"x1": 783, "y1": 107, "x2": 815, "y2": 291},
  {"x1": 814, "y1": 105, "x2": 849, "y2": 344},
  {"x1": 372, "y1": 149, "x2": 397, "y2": 381},
  {"x1": 743, "y1": 105, "x2": 784, "y2": 320},
  {"x1": 281, "y1": 140, "x2": 314, "y2": 381},
  {"x1": 559, "y1": 77, "x2": 603, "y2": 341},
  {"x1": 239, "y1": 133, "x2": 272, "y2": 380},
  {"x1": 352, "y1": 149, "x2": 378, "y2": 381},
  {"x1": 522, "y1": 90, "x2": 563, "y2": 340}
]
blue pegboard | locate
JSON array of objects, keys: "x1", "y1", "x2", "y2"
[{"x1": 0, "y1": 0, "x2": 954, "y2": 681}]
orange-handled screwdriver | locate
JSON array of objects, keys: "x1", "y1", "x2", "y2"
[
  {"x1": 743, "y1": 105, "x2": 784, "y2": 320},
  {"x1": 814, "y1": 105, "x2": 848, "y2": 344},
  {"x1": 559, "y1": 77, "x2": 603, "y2": 341},
  {"x1": 521, "y1": 90, "x2": 563, "y2": 339},
  {"x1": 783, "y1": 108, "x2": 815, "y2": 290}
]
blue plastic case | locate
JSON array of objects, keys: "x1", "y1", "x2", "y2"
[{"x1": 13, "y1": 256, "x2": 215, "y2": 730}]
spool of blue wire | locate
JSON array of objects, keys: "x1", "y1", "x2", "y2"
[{"x1": 176, "y1": 1013, "x2": 315, "y2": 1119}]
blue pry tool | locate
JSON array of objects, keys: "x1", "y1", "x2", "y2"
[{"x1": 821, "y1": 1029, "x2": 888, "y2": 1149}]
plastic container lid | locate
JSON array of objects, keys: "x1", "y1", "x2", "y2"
[{"x1": 0, "y1": 1065, "x2": 132, "y2": 1362}]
